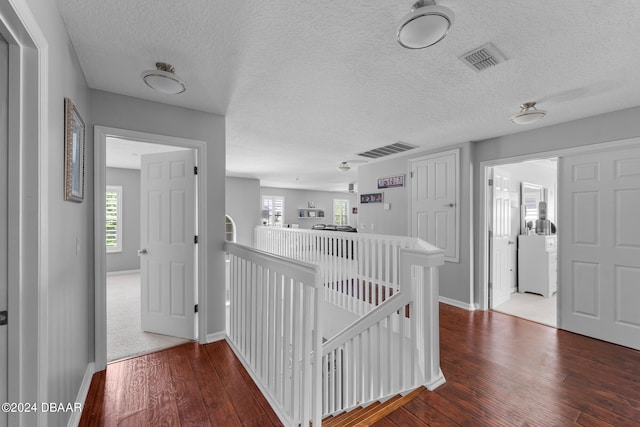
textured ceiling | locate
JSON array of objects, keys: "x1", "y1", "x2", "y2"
[{"x1": 57, "y1": 0, "x2": 640, "y2": 191}]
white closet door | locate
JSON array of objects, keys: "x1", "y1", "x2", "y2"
[
  {"x1": 559, "y1": 145, "x2": 640, "y2": 350},
  {"x1": 410, "y1": 149, "x2": 459, "y2": 262}
]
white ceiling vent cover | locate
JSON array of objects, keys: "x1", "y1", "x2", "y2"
[
  {"x1": 357, "y1": 141, "x2": 418, "y2": 159},
  {"x1": 459, "y1": 43, "x2": 506, "y2": 72}
]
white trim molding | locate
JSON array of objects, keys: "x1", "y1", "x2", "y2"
[
  {"x1": 440, "y1": 296, "x2": 476, "y2": 311},
  {"x1": 206, "y1": 331, "x2": 226, "y2": 343},
  {"x1": 477, "y1": 136, "x2": 640, "y2": 312},
  {"x1": 94, "y1": 126, "x2": 209, "y2": 371},
  {"x1": 106, "y1": 269, "x2": 141, "y2": 277},
  {"x1": 1, "y1": 1, "x2": 49, "y2": 425},
  {"x1": 67, "y1": 363, "x2": 96, "y2": 427}
]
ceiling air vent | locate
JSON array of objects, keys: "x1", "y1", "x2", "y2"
[
  {"x1": 357, "y1": 141, "x2": 418, "y2": 159},
  {"x1": 459, "y1": 43, "x2": 506, "y2": 72}
]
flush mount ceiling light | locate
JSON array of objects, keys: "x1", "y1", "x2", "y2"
[
  {"x1": 397, "y1": 0, "x2": 455, "y2": 49},
  {"x1": 338, "y1": 160, "x2": 367, "y2": 172},
  {"x1": 338, "y1": 162, "x2": 351, "y2": 172},
  {"x1": 141, "y1": 62, "x2": 186, "y2": 94},
  {"x1": 510, "y1": 102, "x2": 547, "y2": 125}
]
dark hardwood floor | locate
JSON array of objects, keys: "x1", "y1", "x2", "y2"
[
  {"x1": 79, "y1": 340, "x2": 283, "y2": 426},
  {"x1": 79, "y1": 304, "x2": 640, "y2": 426},
  {"x1": 374, "y1": 304, "x2": 640, "y2": 427}
]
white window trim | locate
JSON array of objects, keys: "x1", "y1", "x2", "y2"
[
  {"x1": 333, "y1": 199, "x2": 349, "y2": 225},
  {"x1": 262, "y1": 195, "x2": 285, "y2": 227},
  {"x1": 106, "y1": 185, "x2": 123, "y2": 253}
]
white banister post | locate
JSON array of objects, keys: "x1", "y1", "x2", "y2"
[
  {"x1": 311, "y1": 270, "x2": 323, "y2": 426},
  {"x1": 421, "y1": 263, "x2": 445, "y2": 390},
  {"x1": 400, "y1": 248, "x2": 446, "y2": 391}
]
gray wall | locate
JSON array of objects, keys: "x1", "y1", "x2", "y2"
[
  {"x1": 90, "y1": 90, "x2": 227, "y2": 338},
  {"x1": 17, "y1": 0, "x2": 93, "y2": 425},
  {"x1": 226, "y1": 177, "x2": 261, "y2": 246},
  {"x1": 106, "y1": 168, "x2": 141, "y2": 272},
  {"x1": 357, "y1": 142, "x2": 473, "y2": 305},
  {"x1": 260, "y1": 187, "x2": 358, "y2": 229},
  {"x1": 473, "y1": 105, "x2": 640, "y2": 308}
]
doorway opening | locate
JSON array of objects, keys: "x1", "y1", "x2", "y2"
[
  {"x1": 95, "y1": 127, "x2": 208, "y2": 370},
  {"x1": 488, "y1": 158, "x2": 558, "y2": 327},
  {"x1": 105, "y1": 137, "x2": 196, "y2": 361}
]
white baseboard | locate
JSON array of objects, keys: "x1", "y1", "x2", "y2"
[
  {"x1": 67, "y1": 362, "x2": 96, "y2": 427},
  {"x1": 206, "y1": 331, "x2": 226, "y2": 343},
  {"x1": 439, "y1": 296, "x2": 476, "y2": 311},
  {"x1": 107, "y1": 269, "x2": 140, "y2": 277}
]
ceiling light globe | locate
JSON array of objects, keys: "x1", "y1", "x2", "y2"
[
  {"x1": 397, "y1": 4, "x2": 455, "y2": 49},
  {"x1": 510, "y1": 102, "x2": 546, "y2": 125},
  {"x1": 338, "y1": 162, "x2": 351, "y2": 172},
  {"x1": 141, "y1": 63, "x2": 186, "y2": 94}
]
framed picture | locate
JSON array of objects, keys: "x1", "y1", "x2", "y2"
[
  {"x1": 377, "y1": 175, "x2": 405, "y2": 189},
  {"x1": 360, "y1": 192, "x2": 384, "y2": 204},
  {"x1": 64, "y1": 97, "x2": 86, "y2": 202}
]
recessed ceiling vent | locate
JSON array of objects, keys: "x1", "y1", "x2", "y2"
[
  {"x1": 357, "y1": 141, "x2": 418, "y2": 159},
  {"x1": 459, "y1": 43, "x2": 506, "y2": 72}
]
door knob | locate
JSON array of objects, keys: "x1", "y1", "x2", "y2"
[
  {"x1": 137, "y1": 248, "x2": 149, "y2": 256},
  {"x1": 508, "y1": 241, "x2": 515, "y2": 245},
  {"x1": 443, "y1": 203, "x2": 455, "y2": 207}
]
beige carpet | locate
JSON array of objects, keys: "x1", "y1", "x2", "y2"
[
  {"x1": 493, "y1": 292, "x2": 557, "y2": 327},
  {"x1": 107, "y1": 273, "x2": 191, "y2": 362}
]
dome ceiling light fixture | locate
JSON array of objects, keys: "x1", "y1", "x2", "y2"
[
  {"x1": 510, "y1": 102, "x2": 547, "y2": 125},
  {"x1": 397, "y1": 0, "x2": 455, "y2": 49},
  {"x1": 338, "y1": 162, "x2": 351, "y2": 172},
  {"x1": 141, "y1": 62, "x2": 186, "y2": 94},
  {"x1": 338, "y1": 160, "x2": 368, "y2": 172}
]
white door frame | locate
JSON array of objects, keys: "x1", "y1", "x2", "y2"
[
  {"x1": 478, "y1": 137, "x2": 640, "y2": 312},
  {"x1": 0, "y1": 2, "x2": 48, "y2": 426},
  {"x1": 94, "y1": 126, "x2": 208, "y2": 371},
  {"x1": 408, "y1": 148, "x2": 460, "y2": 262}
]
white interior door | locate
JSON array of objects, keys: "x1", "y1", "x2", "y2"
[
  {"x1": 490, "y1": 168, "x2": 517, "y2": 307},
  {"x1": 410, "y1": 149, "x2": 459, "y2": 262},
  {"x1": 0, "y1": 32, "x2": 8, "y2": 427},
  {"x1": 140, "y1": 150, "x2": 196, "y2": 339},
  {"x1": 559, "y1": 145, "x2": 640, "y2": 350}
]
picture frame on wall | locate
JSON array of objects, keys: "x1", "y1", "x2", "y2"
[
  {"x1": 360, "y1": 192, "x2": 384, "y2": 204},
  {"x1": 377, "y1": 174, "x2": 405, "y2": 189},
  {"x1": 64, "y1": 97, "x2": 86, "y2": 202}
]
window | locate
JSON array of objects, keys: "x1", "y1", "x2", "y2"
[
  {"x1": 225, "y1": 215, "x2": 237, "y2": 242},
  {"x1": 106, "y1": 185, "x2": 123, "y2": 253},
  {"x1": 333, "y1": 199, "x2": 349, "y2": 226},
  {"x1": 262, "y1": 195, "x2": 284, "y2": 227}
]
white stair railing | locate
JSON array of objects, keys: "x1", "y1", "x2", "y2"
[
  {"x1": 225, "y1": 242, "x2": 323, "y2": 427},
  {"x1": 321, "y1": 247, "x2": 445, "y2": 415},
  {"x1": 253, "y1": 226, "x2": 445, "y2": 418},
  {"x1": 255, "y1": 226, "x2": 425, "y2": 316}
]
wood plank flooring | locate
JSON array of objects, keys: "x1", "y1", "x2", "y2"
[
  {"x1": 79, "y1": 340, "x2": 283, "y2": 426},
  {"x1": 79, "y1": 304, "x2": 640, "y2": 426},
  {"x1": 374, "y1": 304, "x2": 640, "y2": 427}
]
